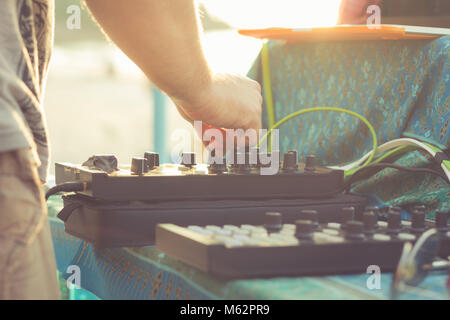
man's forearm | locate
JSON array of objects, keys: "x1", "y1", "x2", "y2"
[{"x1": 85, "y1": 0, "x2": 212, "y2": 103}]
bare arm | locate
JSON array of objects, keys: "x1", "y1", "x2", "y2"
[{"x1": 85, "y1": 0, "x2": 262, "y2": 130}]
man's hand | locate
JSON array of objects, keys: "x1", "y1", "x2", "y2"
[
  {"x1": 85, "y1": 0, "x2": 262, "y2": 131},
  {"x1": 338, "y1": 0, "x2": 382, "y2": 25},
  {"x1": 173, "y1": 73, "x2": 262, "y2": 131}
]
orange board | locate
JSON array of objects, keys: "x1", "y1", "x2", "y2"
[{"x1": 238, "y1": 25, "x2": 445, "y2": 42}]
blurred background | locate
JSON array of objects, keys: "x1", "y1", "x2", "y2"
[{"x1": 46, "y1": 0, "x2": 449, "y2": 173}]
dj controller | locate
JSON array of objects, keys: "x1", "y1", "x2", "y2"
[{"x1": 52, "y1": 151, "x2": 449, "y2": 278}]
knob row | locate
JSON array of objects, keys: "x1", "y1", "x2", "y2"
[
  {"x1": 131, "y1": 152, "x2": 160, "y2": 175},
  {"x1": 208, "y1": 149, "x2": 316, "y2": 173},
  {"x1": 262, "y1": 207, "x2": 448, "y2": 239}
]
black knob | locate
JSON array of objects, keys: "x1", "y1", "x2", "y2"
[
  {"x1": 209, "y1": 147, "x2": 225, "y2": 160},
  {"x1": 258, "y1": 150, "x2": 281, "y2": 169},
  {"x1": 258, "y1": 152, "x2": 270, "y2": 168},
  {"x1": 387, "y1": 209, "x2": 402, "y2": 233},
  {"x1": 249, "y1": 147, "x2": 260, "y2": 167},
  {"x1": 341, "y1": 207, "x2": 355, "y2": 225},
  {"x1": 435, "y1": 211, "x2": 448, "y2": 231},
  {"x1": 233, "y1": 152, "x2": 251, "y2": 173},
  {"x1": 411, "y1": 210, "x2": 426, "y2": 232},
  {"x1": 345, "y1": 221, "x2": 365, "y2": 240},
  {"x1": 283, "y1": 150, "x2": 298, "y2": 171},
  {"x1": 295, "y1": 220, "x2": 314, "y2": 240},
  {"x1": 235, "y1": 151, "x2": 250, "y2": 164},
  {"x1": 304, "y1": 155, "x2": 316, "y2": 172},
  {"x1": 229, "y1": 147, "x2": 246, "y2": 163},
  {"x1": 131, "y1": 157, "x2": 146, "y2": 175},
  {"x1": 299, "y1": 210, "x2": 319, "y2": 229},
  {"x1": 363, "y1": 211, "x2": 377, "y2": 233},
  {"x1": 208, "y1": 158, "x2": 227, "y2": 174},
  {"x1": 264, "y1": 212, "x2": 282, "y2": 233},
  {"x1": 181, "y1": 152, "x2": 196, "y2": 167},
  {"x1": 144, "y1": 152, "x2": 159, "y2": 170}
]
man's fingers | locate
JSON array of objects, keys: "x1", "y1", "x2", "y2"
[{"x1": 251, "y1": 79, "x2": 262, "y2": 92}]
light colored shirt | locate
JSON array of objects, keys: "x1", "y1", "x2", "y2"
[{"x1": 0, "y1": 0, "x2": 54, "y2": 181}]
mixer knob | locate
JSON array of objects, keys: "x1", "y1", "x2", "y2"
[
  {"x1": 411, "y1": 209, "x2": 426, "y2": 233},
  {"x1": 435, "y1": 211, "x2": 448, "y2": 232},
  {"x1": 295, "y1": 220, "x2": 314, "y2": 240},
  {"x1": 249, "y1": 147, "x2": 260, "y2": 167},
  {"x1": 299, "y1": 210, "x2": 319, "y2": 229},
  {"x1": 264, "y1": 212, "x2": 282, "y2": 233},
  {"x1": 387, "y1": 209, "x2": 402, "y2": 234},
  {"x1": 181, "y1": 152, "x2": 196, "y2": 167},
  {"x1": 283, "y1": 150, "x2": 298, "y2": 171},
  {"x1": 131, "y1": 157, "x2": 146, "y2": 175},
  {"x1": 345, "y1": 221, "x2": 365, "y2": 240},
  {"x1": 144, "y1": 152, "x2": 159, "y2": 170},
  {"x1": 208, "y1": 158, "x2": 227, "y2": 174},
  {"x1": 304, "y1": 155, "x2": 316, "y2": 172},
  {"x1": 341, "y1": 207, "x2": 355, "y2": 226},
  {"x1": 234, "y1": 152, "x2": 251, "y2": 173},
  {"x1": 362, "y1": 211, "x2": 377, "y2": 233}
]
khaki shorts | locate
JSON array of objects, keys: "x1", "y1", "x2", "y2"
[{"x1": 0, "y1": 148, "x2": 60, "y2": 299}]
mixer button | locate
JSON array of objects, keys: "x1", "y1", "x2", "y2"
[
  {"x1": 295, "y1": 220, "x2": 314, "y2": 240},
  {"x1": 435, "y1": 211, "x2": 448, "y2": 231},
  {"x1": 144, "y1": 152, "x2": 160, "y2": 170},
  {"x1": 341, "y1": 207, "x2": 355, "y2": 227},
  {"x1": 373, "y1": 234, "x2": 391, "y2": 241},
  {"x1": 363, "y1": 211, "x2": 377, "y2": 233},
  {"x1": 264, "y1": 212, "x2": 283, "y2": 233},
  {"x1": 299, "y1": 210, "x2": 319, "y2": 229},
  {"x1": 411, "y1": 210, "x2": 426, "y2": 233},
  {"x1": 304, "y1": 155, "x2": 316, "y2": 172},
  {"x1": 345, "y1": 221, "x2": 365, "y2": 240},
  {"x1": 181, "y1": 152, "x2": 196, "y2": 167},
  {"x1": 131, "y1": 157, "x2": 146, "y2": 175},
  {"x1": 282, "y1": 150, "x2": 298, "y2": 171},
  {"x1": 398, "y1": 233, "x2": 416, "y2": 241},
  {"x1": 387, "y1": 209, "x2": 402, "y2": 234}
]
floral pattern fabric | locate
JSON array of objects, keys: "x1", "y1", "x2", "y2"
[{"x1": 248, "y1": 37, "x2": 449, "y2": 215}]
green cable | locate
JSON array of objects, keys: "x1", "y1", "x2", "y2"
[
  {"x1": 261, "y1": 41, "x2": 276, "y2": 129},
  {"x1": 423, "y1": 142, "x2": 442, "y2": 153},
  {"x1": 443, "y1": 160, "x2": 450, "y2": 171},
  {"x1": 259, "y1": 44, "x2": 378, "y2": 172},
  {"x1": 261, "y1": 41, "x2": 275, "y2": 151},
  {"x1": 422, "y1": 142, "x2": 450, "y2": 171},
  {"x1": 258, "y1": 107, "x2": 378, "y2": 169}
]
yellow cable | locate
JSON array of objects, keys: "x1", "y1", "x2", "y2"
[
  {"x1": 261, "y1": 41, "x2": 276, "y2": 129},
  {"x1": 259, "y1": 42, "x2": 377, "y2": 170},
  {"x1": 258, "y1": 107, "x2": 378, "y2": 168}
]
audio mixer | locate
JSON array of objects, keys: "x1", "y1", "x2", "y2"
[
  {"x1": 52, "y1": 151, "x2": 368, "y2": 247},
  {"x1": 54, "y1": 151, "x2": 345, "y2": 202}
]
